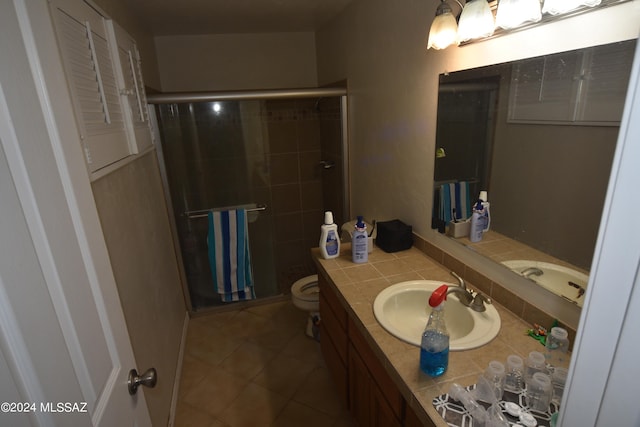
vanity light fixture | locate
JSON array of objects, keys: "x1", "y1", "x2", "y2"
[
  {"x1": 457, "y1": 0, "x2": 495, "y2": 42},
  {"x1": 495, "y1": 0, "x2": 542, "y2": 29},
  {"x1": 427, "y1": 0, "x2": 614, "y2": 50}
]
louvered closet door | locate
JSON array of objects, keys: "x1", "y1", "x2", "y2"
[
  {"x1": 109, "y1": 21, "x2": 153, "y2": 154},
  {"x1": 51, "y1": 0, "x2": 130, "y2": 172}
]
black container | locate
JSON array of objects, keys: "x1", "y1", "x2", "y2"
[{"x1": 375, "y1": 220, "x2": 413, "y2": 253}]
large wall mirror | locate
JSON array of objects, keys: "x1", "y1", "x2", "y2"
[{"x1": 432, "y1": 39, "x2": 636, "y2": 309}]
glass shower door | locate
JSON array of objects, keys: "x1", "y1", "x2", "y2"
[{"x1": 154, "y1": 100, "x2": 277, "y2": 310}]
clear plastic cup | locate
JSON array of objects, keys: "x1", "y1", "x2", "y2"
[
  {"x1": 546, "y1": 327, "x2": 570, "y2": 370},
  {"x1": 475, "y1": 361, "x2": 506, "y2": 403},
  {"x1": 449, "y1": 383, "x2": 487, "y2": 423},
  {"x1": 504, "y1": 354, "x2": 525, "y2": 393},
  {"x1": 525, "y1": 350, "x2": 547, "y2": 385},
  {"x1": 551, "y1": 367, "x2": 568, "y2": 404},
  {"x1": 525, "y1": 372, "x2": 552, "y2": 412}
]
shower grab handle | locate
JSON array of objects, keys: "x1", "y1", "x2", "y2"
[{"x1": 184, "y1": 204, "x2": 267, "y2": 219}]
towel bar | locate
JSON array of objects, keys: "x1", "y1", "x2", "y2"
[{"x1": 184, "y1": 204, "x2": 267, "y2": 219}]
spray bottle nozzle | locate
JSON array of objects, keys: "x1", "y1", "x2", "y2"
[{"x1": 429, "y1": 285, "x2": 449, "y2": 307}]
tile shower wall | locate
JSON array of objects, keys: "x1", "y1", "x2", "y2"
[{"x1": 265, "y1": 98, "x2": 345, "y2": 292}]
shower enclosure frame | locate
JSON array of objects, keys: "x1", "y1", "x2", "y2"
[{"x1": 147, "y1": 87, "x2": 349, "y2": 313}]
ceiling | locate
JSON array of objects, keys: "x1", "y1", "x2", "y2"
[{"x1": 127, "y1": 0, "x2": 354, "y2": 36}]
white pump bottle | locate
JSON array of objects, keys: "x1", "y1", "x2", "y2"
[{"x1": 319, "y1": 211, "x2": 340, "y2": 259}]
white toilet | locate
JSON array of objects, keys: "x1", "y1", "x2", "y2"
[{"x1": 291, "y1": 274, "x2": 320, "y2": 338}]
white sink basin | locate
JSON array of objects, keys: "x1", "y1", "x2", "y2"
[
  {"x1": 502, "y1": 260, "x2": 588, "y2": 307},
  {"x1": 373, "y1": 280, "x2": 501, "y2": 351}
]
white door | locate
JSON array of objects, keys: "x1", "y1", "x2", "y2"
[{"x1": 0, "y1": 1, "x2": 152, "y2": 426}]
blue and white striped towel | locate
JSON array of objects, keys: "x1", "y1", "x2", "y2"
[
  {"x1": 207, "y1": 209, "x2": 255, "y2": 302},
  {"x1": 439, "y1": 182, "x2": 471, "y2": 223}
]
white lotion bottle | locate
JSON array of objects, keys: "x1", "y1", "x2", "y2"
[
  {"x1": 479, "y1": 190, "x2": 491, "y2": 232},
  {"x1": 469, "y1": 200, "x2": 484, "y2": 242},
  {"x1": 351, "y1": 216, "x2": 368, "y2": 263},
  {"x1": 319, "y1": 211, "x2": 340, "y2": 259}
]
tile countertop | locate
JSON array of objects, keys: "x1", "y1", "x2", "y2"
[{"x1": 313, "y1": 244, "x2": 567, "y2": 427}]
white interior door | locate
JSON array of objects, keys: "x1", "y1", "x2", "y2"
[{"x1": 0, "y1": 1, "x2": 152, "y2": 426}]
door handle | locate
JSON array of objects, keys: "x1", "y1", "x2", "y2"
[{"x1": 128, "y1": 367, "x2": 157, "y2": 395}]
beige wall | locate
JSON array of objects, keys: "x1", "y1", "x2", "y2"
[
  {"x1": 316, "y1": 0, "x2": 639, "y2": 236},
  {"x1": 155, "y1": 32, "x2": 318, "y2": 92},
  {"x1": 92, "y1": 0, "x2": 162, "y2": 90},
  {"x1": 91, "y1": 151, "x2": 186, "y2": 427},
  {"x1": 316, "y1": 0, "x2": 442, "y2": 230}
]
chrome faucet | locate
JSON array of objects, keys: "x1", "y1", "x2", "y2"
[
  {"x1": 470, "y1": 293, "x2": 492, "y2": 312},
  {"x1": 446, "y1": 286, "x2": 474, "y2": 306},
  {"x1": 450, "y1": 271, "x2": 466, "y2": 290},
  {"x1": 521, "y1": 267, "x2": 544, "y2": 278},
  {"x1": 446, "y1": 271, "x2": 492, "y2": 312},
  {"x1": 447, "y1": 271, "x2": 471, "y2": 304}
]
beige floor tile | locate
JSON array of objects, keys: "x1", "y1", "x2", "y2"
[
  {"x1": 186, "y1": 329, "x2": 245, "y2": 367},
  {"x1": 279, "y1": 334, "x2": 324, "y2": 366},
  {"x1": 219, "y1": 341, "x2": 277, "y2": 381},
  {"x1": 292, "y1": 366, "x2": 346, "y2": 417},
  {"x1": 247, "y1": 319, "x2": 302, "y2": 353},
  {"x1": 219, "y1": 382, "x2": 288, "y2": 427},
  {"x1": 271, "y1": 400, "x2": 336, "y2": 427},
  {"x1": 222, "y1": 310, "x2": 277, "y2": 340},
  {"x1": 252, "y1": 353, "x2": 316, "y2": 399},
  {"x1": 181, "y1": 368, "x2": 249, "y2": 417},
  {"x1": 174, "y1": 401, "x2": 226, "y2": 427},
  {"x1": 180, "y1": 354, "x2": 212, "y2": 382}
]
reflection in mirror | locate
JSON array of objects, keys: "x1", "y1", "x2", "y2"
[{"x1": 432, "y1": 39, "x2": 636, "y2": 307}]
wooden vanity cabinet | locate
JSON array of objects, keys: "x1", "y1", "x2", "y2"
[
  {"x1": 348, "y1": 319, "x2": 403, "y2": 427},
  {"x1": 318, "y1": 273, "x2": 349, "y2": 406},
  {"x1": 318, "y1": 271, "x2": 430, "y2": 426}
]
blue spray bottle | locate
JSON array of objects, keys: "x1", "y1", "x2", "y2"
[{"x1": 420, "y1": 284, "x2": 449, "y2": 377}]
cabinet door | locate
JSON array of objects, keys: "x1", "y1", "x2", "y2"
[
  {"x1": 348, "y1": 343, "x2": 372, "y2": 427},
  {"x1": 319, "y1": 295, "x2": 348, "y2": 406},
  {"x1": 370, "y1": 384, "x2": 402, "y2": 427},
  {"x1": 405, "y1": 404, "x2": 436, "y2": 427}
]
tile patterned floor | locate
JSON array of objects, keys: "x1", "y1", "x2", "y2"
[{"x1": 174, "y1": 300, "x2": 353, "y2": 427}]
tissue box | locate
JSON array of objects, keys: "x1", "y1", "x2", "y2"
[
  {"x1": 376, "y1": 220, "x2": 413, "y2": 253},
  {"x1": 447, "y1": 220, "x2": 470, "y2": 238}
]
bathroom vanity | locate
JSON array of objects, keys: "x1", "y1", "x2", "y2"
[{"x1": 314, "y1": 242, "x2": 570, "y2": 426}]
